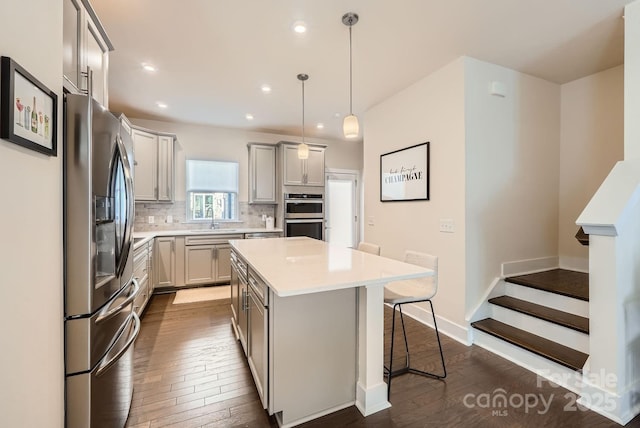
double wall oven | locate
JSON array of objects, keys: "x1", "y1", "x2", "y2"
[{"x1": 284, "y1": 193, "x2": 324, "y2": 240}]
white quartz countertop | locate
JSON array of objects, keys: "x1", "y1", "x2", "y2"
[
  {"x1": 229, "y1": 237, "x2": 434, "y2": 297},
  {"x1": 132, "y1": 228, "x2": 283, "y2": 249}
]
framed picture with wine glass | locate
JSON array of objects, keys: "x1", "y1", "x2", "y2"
[{"x1": 0, "y1": 56, "x2": 57, "y2": 156}]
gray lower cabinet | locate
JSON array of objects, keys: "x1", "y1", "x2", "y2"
[
  {"x1": 215, "y1": 244, "x2": 232, "y2": 281},
  {"x1": 230, "y1": 249, "x2": 249, "y2": 356},
  {"x1": 185, "y1": 245, "x2": 216, "y2": 285},
  {"x1": 155, "y1": 237, "x2": 176, "y2": 288},
  {"x1": 133, "y1": 241, "x2": 152, "y2": 316},
  {"x1": 185, "y1": 235, "x2": 242, "y2": 286},
  {"x1": 248, "y1": 271, "x2": 268, "y2": 408}
]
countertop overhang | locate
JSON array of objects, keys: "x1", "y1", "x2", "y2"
[
  {"x1": 132, "y1": 228, "x2": 283, "y2": 250},
  {"x1": 229, "y1": 237, "x2": 434, "y2": 297}
]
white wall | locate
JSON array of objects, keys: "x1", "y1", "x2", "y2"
[
  {"x1": 363, "y1": 58, "x2": 467, "y2": 327},
  {"x1": 130, "y1": 119, "x2": 363, "y2": 202},
  {"x1": 464, "y1": 57, "x2": 561, "y2": 316},
  {"x1": 626, "y1": 0, "x2": 640, "y2": 160},
  {"x1": 364, "y1": 56, "x2": 561, "y2": 332},
  {"x1": 0, "y1": 1, "x2": 64, "y2": 426},
  {"x1": 559, "y1": 66, "x2": 624, "y2": 271}
]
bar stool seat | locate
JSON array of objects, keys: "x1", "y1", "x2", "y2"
[
  {"x1": 384, "y1": 251, "x2": 446, "y2": 397},
  {"x1": 357, "y1": 241, "x2": 380, "y2": 255}
]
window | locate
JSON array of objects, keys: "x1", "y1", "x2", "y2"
[{"x1": 186, "y1": 160, "x2": 239, "y2": 221}]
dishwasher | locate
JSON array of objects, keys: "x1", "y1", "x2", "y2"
[{"x1": 244, "y1": 232, "x2": 282, "y2": 239}]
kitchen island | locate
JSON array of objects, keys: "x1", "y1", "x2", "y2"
[{"x1": 229, "y1": 237, "x2": 434, "y2": 427}]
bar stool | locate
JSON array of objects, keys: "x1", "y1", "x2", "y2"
[
  {"x1": 357, "y1": 241, "x2": 380, "y2": 255},
  {"x1": 384, "y1": 251, "x2": 446, "y2": 397}
]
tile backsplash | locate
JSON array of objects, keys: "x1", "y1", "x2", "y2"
[{"x1": 134, "y1": 201, "x2": 276, "y2": 231}]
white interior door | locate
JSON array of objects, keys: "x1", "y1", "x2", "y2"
[{"x1": 325, "y1": 171, "x2": 359, "y2": 248}]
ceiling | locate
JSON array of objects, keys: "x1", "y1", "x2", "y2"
[{"x1": 91, "y1": 0, "x2": 631, "y2": 142}]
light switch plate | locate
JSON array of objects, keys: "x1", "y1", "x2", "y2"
[
  {"x1": 166, "y1": 215, "x2": 173, "y2": 223},
  {"x1": 439, "y1": 218, "x2": 455, "y2": 233},
  {"x1": 148, "y1": 216, "x2": 155, "y2": 224},
  {"x1": 367, "y1": 216, "x2": 375, "y2": 226}
]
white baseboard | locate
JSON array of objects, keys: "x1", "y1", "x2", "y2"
[
  {"x1": 391, "y1": 302, "x2": 470, "y2": 346},
  {"x1": 559, "y1": 256, "x2": 589, "y2": 273},
  {"x1": 501, "y1": 256, "x2": 559, "y2": 277}
]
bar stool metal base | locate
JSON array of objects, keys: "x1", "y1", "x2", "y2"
[{"x1": 385, "y1": 300, "x2": 447, "y2": 398}]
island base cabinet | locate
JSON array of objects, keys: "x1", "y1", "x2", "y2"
[
  {"x1": 268, "y1": 288, "x2": 356, "y2": 426},
  {"x1": 248, "y1": 288, "x2": 267, "y2": 408}
]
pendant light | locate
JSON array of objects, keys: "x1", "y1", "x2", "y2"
[
  {"x1": 297, "y1": 73, "x2": 309, "y2": 159},
  {"x1": 342, "y1": 12, "x2": 359, "y2": 139}
]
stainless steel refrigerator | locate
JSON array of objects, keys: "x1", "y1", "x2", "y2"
[{"x1": 64, "y1": 94, "x2": 139, "y2": 428}]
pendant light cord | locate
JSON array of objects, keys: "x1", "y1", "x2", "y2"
[
  {"x1": 302, "y1": 78, "x2": 305, "y2": 143},
  {"x1": 349, "y1": 24, "x2": 353, "y2": 115}
]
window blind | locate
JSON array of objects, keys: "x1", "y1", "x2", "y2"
[{"x1": 186, "y1": 160, "x2": 239, "y2": 193}]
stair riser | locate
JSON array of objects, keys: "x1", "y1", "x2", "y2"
[
  {"x1": 490, "y1": 305, "x2": 589, "y2": 353},
  {"x1": 505, "y1": 282, "x2": 589, "y2": 317},
  {"x1": 472, "y1": 329, "x2": 585, "y2": 392}
]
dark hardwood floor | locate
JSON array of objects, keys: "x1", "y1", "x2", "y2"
[{"x1": 126, "y1": 294, "x2": 640, "y2": 428}]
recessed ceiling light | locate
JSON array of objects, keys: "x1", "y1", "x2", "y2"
[
  {"x1": 292, "y1": 21, "x2": 307, "y2": 33},
  {"x1": 316, "y1": 123, "x2": 324, "y2": 129},
  {"x1": 334, "y1": 112, "x2": 341, "y2": 118},
  {"x1": 261, "y1": 84, "x2": 272, "y2": 94},
  {"x1": 156, "y1": 102, "x2": 168, "y2": 109},
  {"x1": 245, "y1": 113, "x2": 254, "y2": 120},
  {"x1": 142, "y1": 63, "x2": 157, "y2": 72}
]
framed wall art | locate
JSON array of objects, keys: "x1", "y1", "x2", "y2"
[
  {"x1": 0, "y1": 56, "x2": 57, "y2": 156},
  {"x1": 380, "y1": 142, "x2": 429, "y2": 202}
]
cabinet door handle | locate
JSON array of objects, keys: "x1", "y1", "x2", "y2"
[
  {"x1": 80, "y1": 66, "x2": 93, "y2": 96},
  {"x1": 242, "y1": 289, "x2": 249, "y2": 311}
]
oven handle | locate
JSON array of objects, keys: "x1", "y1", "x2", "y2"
[
  {"x1": 285, "y1": 218, "x2": 324, "y2": 223},
  {"x1": 285, "y1": 199, "x2": 324, "y2": 204}
]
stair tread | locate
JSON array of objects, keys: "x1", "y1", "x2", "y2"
[
  {"x1": 471, "y1": 318, "x2": 589, "y2": 371},
  {"x1": 489, "y1": 296, "x2": 589, "y2": 334},
  {"x1": 506, "y1": 268, "x2": 589, "y2": 301}
]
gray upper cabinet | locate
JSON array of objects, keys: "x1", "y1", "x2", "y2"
[
  {"x1": 281, "y1": 143, "x2": 325, "y2": 187},
  {"x1": 63, "y1": 0, "x2": 113, "y2": 107},
  {"x1": 248, "y1": 144, "x2": 276, "y2": 204},
  {"x1": 132, "y1": 129, "x2": 157, "y2": 201},
  {"x1": 131, "y1": 127, "x2": 176, "y2": 202}
]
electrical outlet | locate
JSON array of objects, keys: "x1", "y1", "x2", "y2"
[
  {"x1": 367, "y1": 216, "x2": 375, "y2": 226},
  {"x1": 148, "y1": 216, "x2": 155, "y2": 224},
  {"x1": 166, "y1": 215, "x2": 173, "y2": 223},
  {"x1": 439, "y1": 219, "x2": 455, "y2": 233}
]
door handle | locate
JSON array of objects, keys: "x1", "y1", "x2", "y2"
[
  {"x1": 95, "y1": 278, "x2": 140, "y2": 324},
  {"x1": 96, "y1": 312, "x2": 141, "y2": 377}
]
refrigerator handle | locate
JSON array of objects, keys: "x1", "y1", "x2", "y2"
[
  {"x1": 96, "y1": 312, "x2": 141, "y2": 378},
  {"x1": 115, "y1": 134, "x2": 136, "y2": 278},
  {"x1": 96, "y1": 278, "x2": 140, "y2": 324}
]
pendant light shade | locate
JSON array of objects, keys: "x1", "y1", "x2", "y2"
[
  {"x1": 297, "y1": 73, "x2": 309, "y2": 159},
  {"x1": 342, "y1": 12, "x2": 359, "y2": 139},
  {"x1": 297, "y1": 142, "x2": 309, "y2": 159},
  {"x1": 343, "y1": 114, "x2": 359, "y2": 139}
]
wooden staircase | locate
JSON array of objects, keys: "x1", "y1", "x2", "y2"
[{"x1": 472, "y1": 268, "x2": 589, "y2": 372}]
